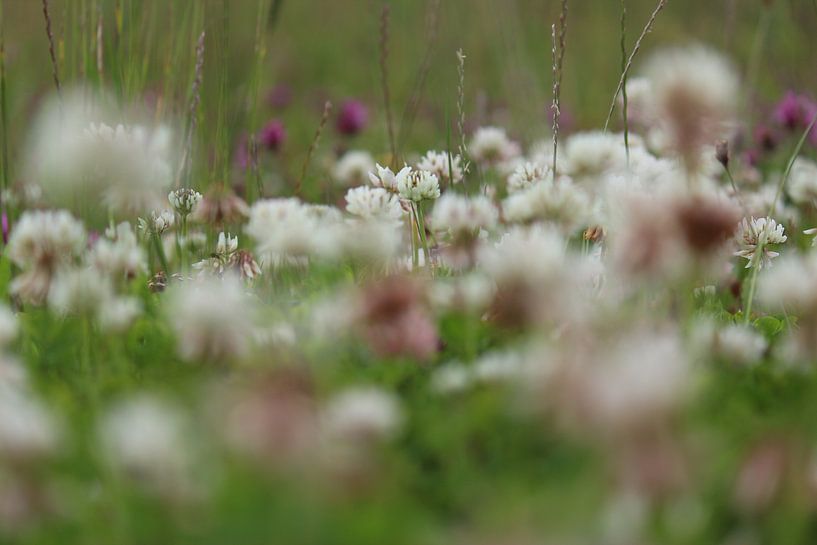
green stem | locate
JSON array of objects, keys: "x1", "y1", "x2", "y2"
[{"x1": 152, "y1": 231, "x2": 170, "y2": 275}]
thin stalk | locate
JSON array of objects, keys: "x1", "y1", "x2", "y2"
[
  {"x1": 745, "y1": 6, "x2": 772, "y2": 130},
  {"x1": 379, "y1": 4, "x2": 396, "y2": 166},
  {"x1": 455, "y1": 49, "x2": 469, "y2": 174},
  {"x1": 0, "y1": 2, "x2": 9, "y2": 196},
  {"x1": 619, "y1": 0, "x2": 630, "y2": 163},
  {"x1": 397, "y1": 0, "x2": 440, "y2": 153},
  {"x1": 603, "y1": 0, "x2": 668, "y2": 131},
  {"x1": 743, "y1": 114, "x2": 817, "y2": 323},
  {"x1": 296, "y1": 101, "x2": 332, "y2": 197},
  {"x1": 41, "y1": 0, "x2": 61, "y2": 97},
  {"x1": 550, "y1": 0, "x2": 568, "y2": 173},
  {"x1": 152, "y1": 231, "x2": 170, "y2": 275},
  {"x1": 415, "y1": 203, "x2": 431, "y2": 271}
]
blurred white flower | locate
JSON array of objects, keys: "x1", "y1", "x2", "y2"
[
  {"x1": 507, "y1": 161, "x2": 551, "y2": 193},
  {"x1": 90, "y1": 222, "x2": 146, "y2": 281},
  {"x1": 469, "y1": 127, "x2": 520, "y2": 165},
  {"x1": 430, "y1": 193, "x2": 498, "y2": 237},
  {"x1": 344, "y1": 186, "x2": 404, "y2": 222},
  {"x1": 502, "y1": 178, "x2": 592, "y2": 235},
  {"x1": 333, "y1": 151, "x2": 375, "y2": 187},
  {"x1": 0, "y1": 388, "x2": 59, "y2": 461},
  {"x1": 787, "y1": 158, "x2": 817, "y2": 205},
  {"x1": 8, "y1": 210, "x2": 86, "y2": 305},
  {"x1": 166, "y1": 276, "x2": 254, "y2": 362},
  {"x1": 322, "y1": 387, "x2": 403, "y2": 443},
  {"x1": 100, "y1": 395, "x2": 193, "y2": 494},
  {"x1": 417, "y1": 150, "x2": 463, "y2": 185}
]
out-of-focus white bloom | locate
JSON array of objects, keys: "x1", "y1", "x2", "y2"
[
  {"x1": 48, "y1": 267, "x2": 114, "y2": 316},
  {"x1": 47, "y1": 266, "x2": 141, "y2": 330},
  {"x1": 139, "y1": 209, "x2": 175, "y2": 235},
  {"x1": 246, "y1": 198, "x2": 329, "y2": 266},
  {"x1": 166, "y1": 276, "x2": 254, "y2": 362},
  {"x1": 787, "y1": 158, "x2": 817, "y2": 205},
  {"x1": 395, "y1": 167, "x2": 440, "y2": 202},
  {"x1": 168, "y1": 188, "x2": 202, "y2": 217},
  {"x1": 322, "y1": 387, "x2": 403, "y2": 443},
  {"x1": 417, "y1": 150, "x2": 463, "y2": 184},
  {"x1": 643, "y1": 46, "x2": 739, "y2": 170},
  {"x1": 368, "y1": 163, "x2": 406, "y2": 192},
  {"x1": 734, "y1": 217, "x2": 787, "y2": 269},
  {"x1": 502, "y1": 178, "x2": 592, "y2": 235},
  {"x1": 7, "y1": 210, "x2": 86, "y2": 270},
  {"x1": 0, "y1": 307, "x2": 18, "y2": 350},
  {"x1": 563, "y1": 131, "x2": 629, "y2": 179},
  {"x1": 585, "y1": 328, "x2": 689, "y2": 430},
  {"x1": 0, "y1": 388, "x2": 59, "y2": 461},
  {"x1": 334, "y1": 219, "x2": 402, "y2": 264},
  {"x1": 100, "y1": 395, "x2": 192, "y2": 492},
  {"x1": 714, "y1": 324, "x2": 767, "y2": 366},
  {"x1": 7, "y1": 210, "x2": 87, "y2": 304},
  {"x1": 429, "y1": 193, "x2": 497, "y2": 236},
  {"x1": 756, "y1": 253, "x2": 817, "y2": 312},
  {"x1": 480, "y1": 226, "x2": 566, "y2": 287},
  {"x1": 344, "y1": 186, "x2": 404, "y2": 222},
  {"x1": 91, "y1": 222, "x2": 146, "y2": 280},
  {"x1": 507, "y1": 162, "x2": 551, "y2": 193},
  {"x1": 621, "y1": 77, "x2": 656, "y2": 126},
  {"x1": 333, "y1": 151, "x2": 375, "y2": 187},
  {"x1": 97, "y1": 297, "x2": 142, "y2": 333},
  {"x1": 24, "y1": 93, "x2": 175, "y2": 215},
  {"x1": 469, "y1": 127, "x2": 520, "y2": 164},
  {"x1": 431, "y1": 364, "x2": 472, "y2": 394},
  {"x1": 430, "y1": 273, "x2": 496, "y2": 314}
]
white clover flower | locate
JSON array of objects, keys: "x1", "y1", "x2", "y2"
[
  {"x1": 90, "y1": 222, "x2": 146, "y2": 280},
  {"x1": 216, "y1": 232, "x2": 239, "y2": 256},
  {"x1": 165, "y1": 276, "x2": 254, "y2": 362},
  {"x1": 429, "y1": 193, "x2": 498, "y2": 236},
  {"x1": 322, "y1": 387, "x2": 403, "y2": 443},
  {"x1": 334, "y1": 219, "x2": 402, "y2": 264},
  {"x1": 97, "y1": 297, "x2": 142, "y2": 333},
  {"x1": 333, "y1": 151, "x2": 375, "y2": 187},
  {"x1": 507, "y1": 162, "x2": 551, "y2": 193},
  {"x1": 714, "y1": 324, "x2": 767, "y2": 366},
  {"x1": 502, "y1": 178, "x2": 592, "y2": 235},
  {"x1": 48, "y1": 267, "x2": 115, "y2": 316},
  {"x1": 139, "y1": 209, "x2": 175, "y2": 235},
  {"x1": 479, "y1": 226, "x2": 567, "y2": 287},
  {"x1": 416, "y1": 150, "x2": 463, "y2": 185},
  {"x1": 563, "y1": 131, "x2": 629, "y2": 179},
  {"x1": 0, "y1": 387, "x2": 59, "y2": 460},
  {"x1": 246, "y1": 198, "x2": 331, "y2": 266},
  {"x1": 7, "y1": 210, "x2": 87, "y2": 305},
  {"x1": 469, "y1": 126, "x2": 520, "y2": 164},
  {"x1": 100, "y1": 395, "x2": 192, "y2": 492},
  {"x1": 168, "y1": 188, "x2": 203, "y2": 217},
  {"x1": 344, "y1": 186, "x2": 404, "y2": 222},
  {"x1": 734, "y1": 217, "x2": 787, "y2": 269},
  {"x1": 620, "y1": 77, "x2": 656, "y2": 126},
  {"x1": 24, "y1": 93, "x2": 175, "y2": 215},
  {"x1": 368, "y1": 163, "x2": 407, "y2": 192},
  {"x1": 395, "y1": 167, "x2": 440, "y2": 202},
  {"x1": 756, "y1": 253, "x2": 817, "y2": 312},
  {"x1": 7, "y1": 210, "x2": 86, "y2": 270},
  {"x1": 643, "y1": 46, "x2": 739, "y2": 170},
  {"x1": 787, "y1": 158, "x2": 817, "y2": 205}
]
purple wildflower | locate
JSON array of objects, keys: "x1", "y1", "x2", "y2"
[
  {"x1": 336, "y1": 100, "x2": 369, "y2": 136},
  {"x1": 259, "y1": 120, "x2": 286, "y2": 152}
]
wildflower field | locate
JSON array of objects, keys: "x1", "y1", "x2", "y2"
[{"x1": 1, "y1": 0, "x2": 817, "y2": 543}]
